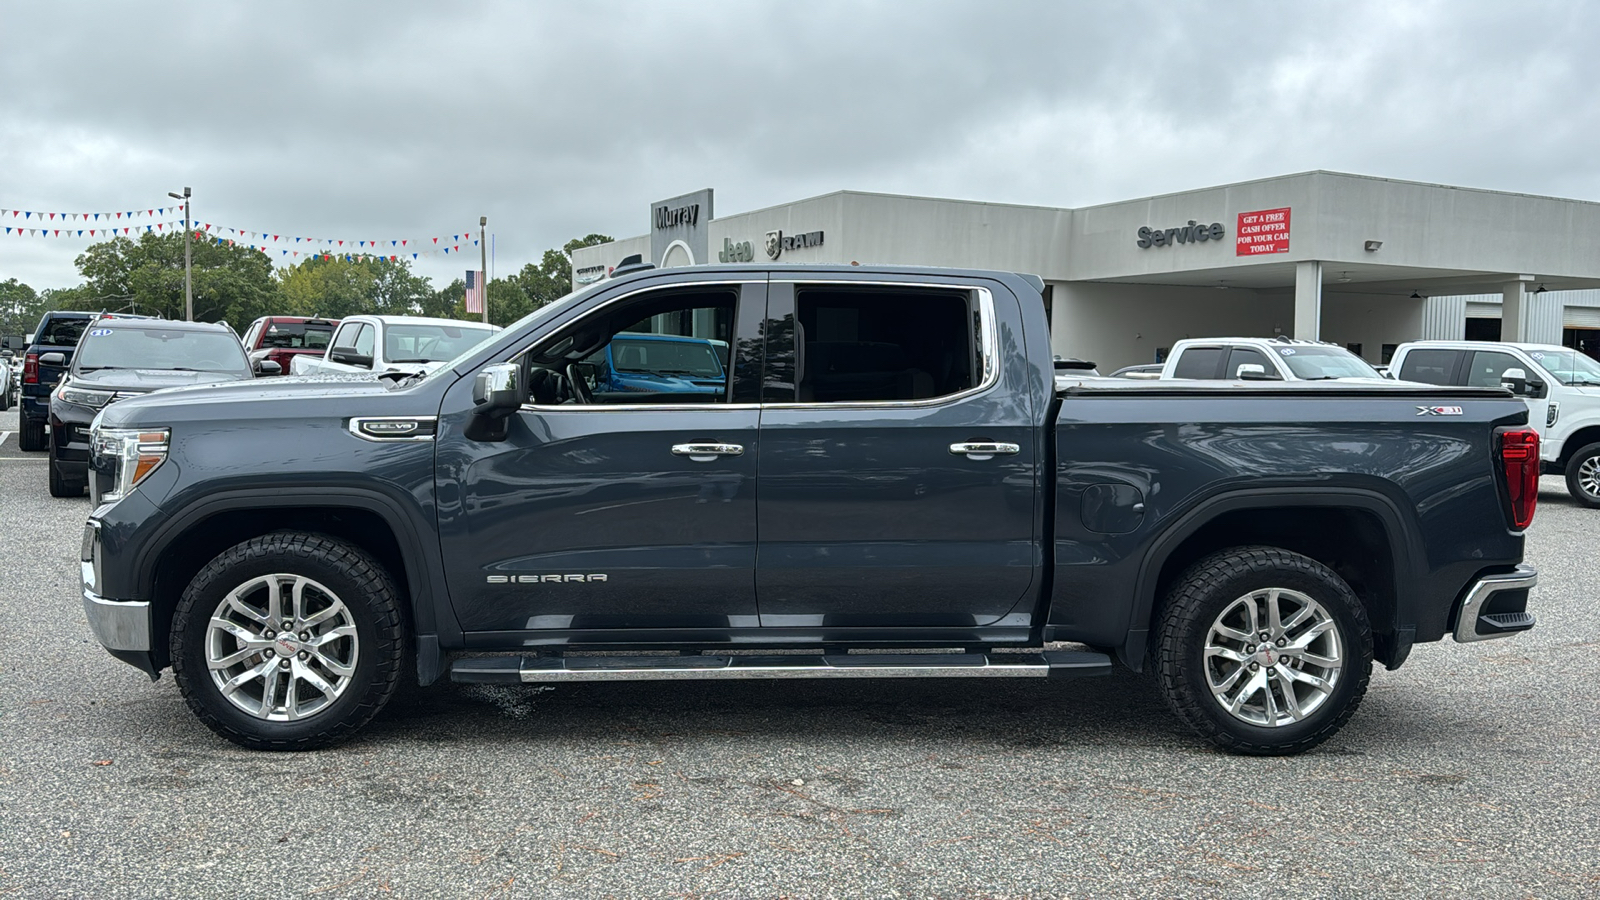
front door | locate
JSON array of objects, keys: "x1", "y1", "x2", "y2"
[
  {"x1": 753, "y1": 279, "x2": 1040, "y2": 629},
  {"x1": 436, "y1": 278, "x2": 766, "y2": 635}
]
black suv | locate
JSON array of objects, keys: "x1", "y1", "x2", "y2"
[{"x1": 48, "y1": 318, "x2": 257, "y2": 497}]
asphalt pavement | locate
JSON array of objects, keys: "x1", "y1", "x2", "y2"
[{"x1": 0, "y1": 402, "x2": 1596, "y2": 898}]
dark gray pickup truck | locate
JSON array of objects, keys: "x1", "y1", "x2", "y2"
[{"x1": 80, "y1": 264, "x2": 1541, "y2": 755}]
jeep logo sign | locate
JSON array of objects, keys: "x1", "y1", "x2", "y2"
[{"x1": 1137, "y1": 220, "x2": 1225, "y2": 249}]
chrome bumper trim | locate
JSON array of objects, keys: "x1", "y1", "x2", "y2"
[
  {"x1": 83, "y1": 590, "x2": 152, "y2": 652},
  {"x1": 1454, "y1": 565, "x2": 1538, "y2": 643}
]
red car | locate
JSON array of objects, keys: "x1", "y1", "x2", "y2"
[{"x1": 239, "y1": 317, "x2": 339, "y2": 376}]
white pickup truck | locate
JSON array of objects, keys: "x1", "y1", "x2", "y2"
[
  {"x1": 289, "y1": 315, "x2": 501, "y2": 378},
  {"x1": 1161, "y1": 337, "x2": 1389, "y2": 382},
  {"x1": 1390, "y1": 340, "x2": 1600, "y2": 507}
]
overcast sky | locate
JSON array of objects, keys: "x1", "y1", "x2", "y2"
[{"x1": 3, "y1": 0, "x2": 1598, "y2": 292}]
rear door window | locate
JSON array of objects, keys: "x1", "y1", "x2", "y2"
[
  {"x1": 790, "y1": 285, "x2": 977, "y2": 403},
  {"x1": 1397, "y1": 349, "x2": 1461, "y2": 385},
  {"x1": 1171, "y1": 347, "x2": 1224, "y2": 379}
]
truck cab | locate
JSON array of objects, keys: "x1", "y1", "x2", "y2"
[
  {"x1": 1162, "y1": 337, "x2": 1385, "y2": 382},
  {"x1": 1390, "y1": 340, "x2": 1600, "y2": 506}
]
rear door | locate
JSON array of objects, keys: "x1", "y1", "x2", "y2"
[{"x1": 753, "y1": 277, "x2": 1039, "y2": 628}]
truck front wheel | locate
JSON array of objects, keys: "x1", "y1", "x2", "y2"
[
  {"x1": 1563, "y1": 442, "x2": 1600, "y2": 509},
  {"x1": 170, "y1": 532, "x2": 407, "y2": 750},
  {"x1": 1154, "y1": 546, "x2": 1373, "y2": 756}
]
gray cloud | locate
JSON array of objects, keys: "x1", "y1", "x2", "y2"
[{"x1": 3, "y1": 0, "x2": 1598, "y2": 290}]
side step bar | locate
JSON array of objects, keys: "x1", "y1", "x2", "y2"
[{"x1": 451, "y1": 650, "x2": 1113, "y2": 684}]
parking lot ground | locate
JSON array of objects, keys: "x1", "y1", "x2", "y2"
[{"x1": 1, "y1": 402, "x2": 1597, "y2": 898}]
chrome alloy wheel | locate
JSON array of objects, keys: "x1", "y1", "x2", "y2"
[
  {"x1": 1579, "y1": 455, "x2": 1600, "y2": 499},
  {"x1": 1203, "y1": 587, "x2": 1343, "y2": 727},
  {"x1": 205, "y1": 574, "x2": 360, "y2": 722}
]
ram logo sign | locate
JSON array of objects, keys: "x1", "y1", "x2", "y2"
[{"x1": 487, "y1": 574, "x2": 609, "y2": 584}]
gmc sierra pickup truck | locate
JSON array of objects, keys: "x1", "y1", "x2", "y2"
[{"x1": 79, "y1": 264, "x2": 1540, "y2": 755}]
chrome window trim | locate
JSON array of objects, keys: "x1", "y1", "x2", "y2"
[
  {"x1": 764, "y1": 281, "x2": 998, "y2": 410},
  {"x1": 347, "y1": 416, "x2": 439, "y2": 442},
  {"x1": 514, "y1": 277, "x2": 996, "y2": 413}
]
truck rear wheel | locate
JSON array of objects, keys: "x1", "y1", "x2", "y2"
[
  {"x1": 1154, "y1": 546, "x2": 1372, "y2": 756},
  {"x1": 170, "y1": 532, "x2": 406, "y2": 750},
  {"x1": 1563, "y1": 442, "x2": 1600, "y2": 509}
]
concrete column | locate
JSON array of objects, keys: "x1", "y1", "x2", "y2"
[
  {"x1": 1294, "y1": 260, "x2": 1323, "y2": 340},
  {"x1": 1501, "y1": 276, "x2": 1534, "y2": 342}
]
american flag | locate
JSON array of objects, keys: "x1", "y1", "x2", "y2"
[{"x1": 464, "y1": 270, "x2": 484, "y2": 314}]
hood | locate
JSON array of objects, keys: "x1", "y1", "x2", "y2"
[
  {"x1": 615, "y1": 371, "x2": 724, "y2": 392},
  {"x1": 94, "y1": 372, "x2": 403, "y2": 428},
  {"x1": 70, "y1": 368, "x2": 251, "y2": 392}
]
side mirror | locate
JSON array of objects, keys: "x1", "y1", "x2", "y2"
[
  {"x1": 254, "y1": 359, "x2": 283, "y2": 376},
  {"x1": 0, "y1": 350, "x2": 12, "y2": 359},
  {"x1": 39, "y1": 352, "x2": 66, "y2": 367},
  {"x1": 570, "y1": 361, "x2": 599, "y2": 389},
  {"x1": 328, "y1": 347, "x2": 373, "y2": 368},
  {"x1": 472, "y1": 363, "x2": 526, "y2": 418},
  {"x1": 1235, "y1": 363, "x2": 1274, "y2": 381},
  {"x1": 1500, "y1": 367, "x2": 1529, "y2": 395}
]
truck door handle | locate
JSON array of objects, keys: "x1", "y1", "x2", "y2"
[
  {"x1": 671, "y1": 443, "x2": 745, "y2": 462},
  {"x1": 949, "y1": 442, "x2": 1020, "y2": 460}
]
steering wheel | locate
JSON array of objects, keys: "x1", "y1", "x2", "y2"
[{"x1": 565, "y1": 363, "x2": 593, "y2": 404}]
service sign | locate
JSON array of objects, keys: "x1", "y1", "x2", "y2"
[{"x1": 1236, "y1": 207, "x2": 1291, "y2": 256}]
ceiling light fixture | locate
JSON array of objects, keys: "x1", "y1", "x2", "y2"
[
  {"x1": 1410, "y1": 290, "x2": 1424, "y2": 299},
  {"x1": 1535, "y1": 284, "x2": 1548, "y2": 294}
]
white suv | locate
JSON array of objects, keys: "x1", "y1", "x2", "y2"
[
  {"x1": 1161, "y1": 337, "x2": 1386, "y2": 382},
  {"x1": 1389, "y1": 340, "x2": 1600, "y2": 507}
]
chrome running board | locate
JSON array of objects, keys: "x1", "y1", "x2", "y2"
[{"x1": 450, "y1": 650, "x2": 1112, "y2": 684}]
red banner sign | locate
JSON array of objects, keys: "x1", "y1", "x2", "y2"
[{"x1": 1236, "y1": 207, "x2": 1291, "y2": 256}]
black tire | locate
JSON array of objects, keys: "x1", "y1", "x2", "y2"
[
  {"x1": 1563, "y1": 442, "x2": 1600, "y2": 509},
  {"x1": 1154, "y1": 546, "x2": 1372, "y2": 756},
  {"x1": 17, "y1": 415, "x2": 45, "y2": 451},
  {"x1": 47, "y1": 442, "x2": 84, "y2": 498},
  {"x1": 170, "y1": 532, "x2": 407, "y2": 750}
]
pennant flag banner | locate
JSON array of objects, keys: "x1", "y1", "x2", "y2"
[
  {"x1": 3, "y1": 203, "x2": 482, "y2": 263},
  {"x1": 1, "y1": 206, "x2": 181, "y2": 222}
]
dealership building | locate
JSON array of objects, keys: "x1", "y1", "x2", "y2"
[{"x1": 570, "y1": 172, "x2": 1600, "y2": 371}]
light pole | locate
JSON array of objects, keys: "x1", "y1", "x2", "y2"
[
  {"x1": 479, "y1": 215, "x2": 488, "y2": 324},
  {"x1": 168, "y1": 187, "x2": 192, "y2": 320}
]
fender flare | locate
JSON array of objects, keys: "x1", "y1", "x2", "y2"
[
  {"x1": 135, "y1": 486, "x2": 458, "y2": 644},
  {"x1": 1120, "y1": 486, "x2": 1424, "y2": 669}
]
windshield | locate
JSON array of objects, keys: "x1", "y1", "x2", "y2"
[
  {"x1": 609, "y1": 337, "x2": 724, "y2": 377},
  {"x1": 259, "y1": 322, "x2": 334, "y2": 350},
  {"x1": 1527, "y1": 348, "x2": 1600, "y2": 386},
  {"x1": 1276, "y1": 346, "x2": 1381, "y2": 380},
  {"x1": 384, "y1": 323, "x2": 499, "y2": 364},
  {"x1": 75, "y1": 326, "x2": 250, "y2": 374}
]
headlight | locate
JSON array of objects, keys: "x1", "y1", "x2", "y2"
[
  {"x1": 89, "y1": 426, "x2": 170, "y2": 504},
  {"x1": 59, "y1": 386, "x2": 115, "y2": 408}
]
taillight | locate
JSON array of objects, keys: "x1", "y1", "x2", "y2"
[
  {"x1": 1500, "y1": 428, "x2": 1539, "y2": 530},
  {"x1": 22, "y1": 352, "x2": 38, "y2": 384}
]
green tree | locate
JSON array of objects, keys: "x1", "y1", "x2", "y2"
[
  {"x1": 74, "y1": 231, "x2": 279, "y2": 326},
  {"x1": 0, "y1": 277, "x2": 44, "y2": 339},
  {"x1": 276, "y1": 255, "x2": 435, "y2": 319}
]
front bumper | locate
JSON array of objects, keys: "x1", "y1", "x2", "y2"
[
  {"x1": 1453, "y1": 565, "x2": 1538, "y2": 643},
  {"x1": 81, "y1": 521, "x2": 159, "y2": 678}
]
